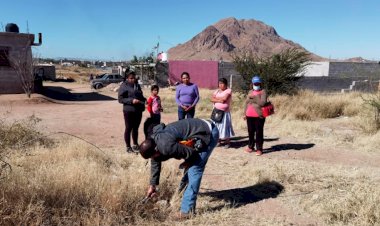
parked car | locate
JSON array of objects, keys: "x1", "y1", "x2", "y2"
[{"x1": 91, "y1": 73, "x2": 124, "y2": 89}]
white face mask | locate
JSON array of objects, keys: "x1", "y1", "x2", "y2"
[{"x1": 253, "y1": 85, "x2": 261, "y2": 91}]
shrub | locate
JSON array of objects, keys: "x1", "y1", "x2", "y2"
[
  {"x1": 232, "y1": 48, "x2": 311, "y2": 95},
  {"x1": 0, "y1": 115, "x2": 53, "y2": 152},
  {"x1": 362, "y1": 92, "x2": 380, "y2": 132}
]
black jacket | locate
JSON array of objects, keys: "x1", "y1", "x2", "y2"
[
  {"x1": 118, "y1": 82, "x2": 146, "y2": 112},
  {"x1": 150, "y1": 119, "x2": 212, "y2": 185}
]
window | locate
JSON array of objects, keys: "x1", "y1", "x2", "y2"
[{"x1": 0, "y1": 47, "x2": 10, "y2": 67}]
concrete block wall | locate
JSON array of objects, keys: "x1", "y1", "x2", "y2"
[
  {"x1": 329, "y1": 62, "x2": 380, "y2": 79},
  {"x1": 0, "y1": 32, "x2": 34, "y2": 94},
  {"x1": 218, "y1": 62, "x2": 245, "y2": 90},
  {"x1": 0, "y1": 68, "x2": 24, "y2": 94}
]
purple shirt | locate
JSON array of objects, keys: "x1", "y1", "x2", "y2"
[{"x1": 175, "y1": 83, "x2": 200, "y2": 107}]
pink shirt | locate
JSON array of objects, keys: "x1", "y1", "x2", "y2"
[
  {"x1": 214, "y1": 88, "x2": 232, "y2": 112},
  {"x1": 245, "y1": 90, "x2": 262, "y2": 117}
]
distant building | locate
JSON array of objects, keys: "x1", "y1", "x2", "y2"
[{"x1": 34, "y1": 64, "x2": 56, "y2": 81}]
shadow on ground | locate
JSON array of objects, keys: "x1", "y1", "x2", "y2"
[
  {"x1": 265, "y1": 143, "x2": 315, "y2": 153},
  {"x1": 230, "y1": 136, "x2": 279, "y2": 149},
  {"x1": 41, "y1": 86, "x2": 116, "y2": 101},
  {"x1": 199, "y1": 181, "x2": 284, "y2": 211}
]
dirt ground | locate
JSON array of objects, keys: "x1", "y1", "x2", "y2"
[{"x1": 1, "y1": 82, "x2": 379, "y2": 225}]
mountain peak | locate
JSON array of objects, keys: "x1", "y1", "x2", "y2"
[{"x1": 168, "y1": 17, "x2": 322, "y2": 61}]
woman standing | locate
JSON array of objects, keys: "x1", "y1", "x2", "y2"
[
  {"x1": 118, "y1": 71, "x2": 146, "y2": 153},
  {"x1": 243, "y1": 75, "x2": 267, "y2": 156},
  {"x1": 175, "y1": 72, "x2": 200, "y2": 120},
  {"x1": 210, "y1": 78, "x2": 235, "y2": 148}
]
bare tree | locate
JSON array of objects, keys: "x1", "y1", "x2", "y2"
[{"x1": 7, "y1": 39, "x2": 35, "y2": 98}]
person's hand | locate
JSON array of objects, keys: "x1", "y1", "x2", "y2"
[
  {"x1": 147, "y1": 185, "x2": 157, "y2": 198},
  {"x1": 179, "y1": 161, "x2": 191, "y2": 170},
  {"x1": 132, "y1": 99, "x2": 140, "y2": 104},
  {"x1": 181, "y1": 105, "x2": 187, "y2": 110}
]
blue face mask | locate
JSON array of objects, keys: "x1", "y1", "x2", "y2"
[{"x1": 253, "y1": 85, "x2": 261, "y2": 91}]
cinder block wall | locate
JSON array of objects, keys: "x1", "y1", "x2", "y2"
[
  {"x1": 0, "y1": 32, "x2": 34, "y2": 94},
  {"x1": 329, "y1": 62, "x2": 380, "y2": 79}
]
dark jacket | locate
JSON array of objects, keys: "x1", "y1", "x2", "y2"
[
  {"x1": 150, "y1": 119, "x2": 212, "y2": 185},
  {"x1": 118, "y1": 82, "x2": 146, "y2": 112}
]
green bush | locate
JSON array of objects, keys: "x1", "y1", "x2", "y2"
[{"x1": 232, "y1": 48, "x2": 311, "y2": 95}]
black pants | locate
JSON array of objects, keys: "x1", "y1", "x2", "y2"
[
  {"x1": 246, "y1": 117, "x2": 266, "y2": 150},
  {"x1": 123, "y1": 111, "x2": 142, "y2": 147}
]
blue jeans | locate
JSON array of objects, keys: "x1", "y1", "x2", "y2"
[
  {"x1": 180, "y1": 125, "x2": 219, "y2": 213},
  {"x1": 178, "y1": 106, "x2": 195, "y2": 120}
]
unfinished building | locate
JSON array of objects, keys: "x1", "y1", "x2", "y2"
[{"x1": 0, "y1": 23, "x2": 42, "y2": 94}]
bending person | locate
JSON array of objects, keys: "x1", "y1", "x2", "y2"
[{"x1": 139, "y1": 118, "x2": 219, "y2": 220}]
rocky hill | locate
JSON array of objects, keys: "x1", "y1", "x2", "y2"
[{"x1": 168, "y1": 17, "x2": 324, "y2": 61}]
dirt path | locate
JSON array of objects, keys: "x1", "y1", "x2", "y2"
[{"x1": 1, "y1": 83, "x2": 379, "y2": 225}]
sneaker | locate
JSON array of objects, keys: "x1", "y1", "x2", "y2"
[
  {"x1": 132, "y1": 144, "x2": 140, "y2": 153},
  {"x1": 171, "y1": 212, "x2": 192, "y2": 221},
  {"x1": 255, "y1": 150, "x2": 263, "y2": 156},
  {"x1": 244, "y1": 147, "x2": 253, "y2": 153},
  {"x1": 126, "y1": 147, "x2": 133, "y2": 153}
]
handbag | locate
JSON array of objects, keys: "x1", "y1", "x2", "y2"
[
  {"x1": 211, "y1": 108, "x2": 225, "y2": 123},
  {"x1": 262, "y1": 101, "x2": 274, "y2": 117}
]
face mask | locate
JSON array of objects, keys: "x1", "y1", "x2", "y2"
[{"x1": 253, "y1": 85, "x2": 261, "y2": 91}]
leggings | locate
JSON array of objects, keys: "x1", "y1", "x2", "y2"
[
  {"x1": 123, "y1": 111, "x2": 142, "y2": 147},
  {"x1": 246, "y1": 117, "x2": 266, "y2": 150}
]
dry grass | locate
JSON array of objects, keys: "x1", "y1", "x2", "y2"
[
  {"x1": 263, "y1": 160, "x2": 380, "y2": 226},
  {"x1": 5, "y1": 138, "x2": 379, "y2": 225},
  {"x1": 155, "y1": 87, "x2": 380, "y2": 153},
  {"x1": 270, "y1": 90, "x2": 361, "y2": 120},
  {"x1": 1, "y1": 86, "x2": 380, "y2": 225},
  {"x1": 0, "y1": 138, "x2": 185, "y2": 225}
]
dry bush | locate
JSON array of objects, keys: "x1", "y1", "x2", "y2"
[{"x1": 0, "y1": 114, "x2": 53, "y2": 153}]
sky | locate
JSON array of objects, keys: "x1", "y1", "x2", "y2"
[{"x1": 1, "y1": 0, "x2": 379, "y2": 61}]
